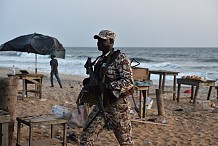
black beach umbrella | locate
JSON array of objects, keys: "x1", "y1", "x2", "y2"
[{"x1": 0, "y1": 33, "x2": 65, "y2": 73}]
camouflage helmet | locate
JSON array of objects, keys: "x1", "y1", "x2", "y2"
[{"x1": 94, "y1": 30, "x2": 116, "y2": 40}]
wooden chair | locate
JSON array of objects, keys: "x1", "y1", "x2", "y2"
[{"x1": 132, "y1": 67, "x2": 149, "y2": 81}]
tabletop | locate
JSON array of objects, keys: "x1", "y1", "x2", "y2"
[
  {"x1": 177, "y1": 78, "x2": 215, "y2": 86},
  {"x1": 149, "y1": 70, "x2": 179, "y2": 75},
  {"x1": 15, "y1": 73, "x2": 44, "y2": 78},
  {"x1": 16, "y1": 114, "x2": 67, "y2": 125}
]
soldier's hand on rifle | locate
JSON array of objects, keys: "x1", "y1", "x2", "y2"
[
  {"x1": 82, "y1": 78, "x2": 90, "y2": 86},
  {"x1": 94, "y1": 82, "x2": 113, "y2": 94},
  {"x1": 84, "y1": 82, "x2": 112, "y2": 94}
]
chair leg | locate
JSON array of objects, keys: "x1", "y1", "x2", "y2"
[
  {"x1": 216, "y1": 87, "x2": 218, "y2": 100},
  {"x1": 207, "y1": 86, "x2": 213, "y2": 100}
]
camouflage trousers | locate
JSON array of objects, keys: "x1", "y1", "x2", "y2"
[{"x1": 79, "y1": 98, "x2": 134, "y2": 146}]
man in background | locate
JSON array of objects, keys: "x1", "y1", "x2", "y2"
[{"x1": 50, "y1": 55, "x2": 62, "y2": 88}]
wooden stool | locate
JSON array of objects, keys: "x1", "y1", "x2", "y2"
[
  {"x1": 16, "y1": 114, "x2": 67, "y2": 146},
  {"x1": 0, "y1": 110, "x2": 10, "y2": 146},
  {"x1": 135, "y1": 86, "x2": 149, "y2": 118},
  {"x1": 132, "y1": 67, "x2": 152, "y2": 119}
]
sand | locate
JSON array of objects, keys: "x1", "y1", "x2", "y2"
[{"x1": 0, "y1": 67, "x2": 218, "y2": 146}]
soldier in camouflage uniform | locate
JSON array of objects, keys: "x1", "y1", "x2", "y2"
[{"x1": 80, "y1": 30, "x2": 135, "y2": 146}]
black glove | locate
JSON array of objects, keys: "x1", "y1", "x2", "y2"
[
  {"x1": 92, "y1": 83, "x2": 112, "y2": 94},
  {"x1": 82, "y1": 78, "x2": 90, "y2": 86}
]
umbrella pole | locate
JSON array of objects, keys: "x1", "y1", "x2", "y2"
[{"x1": 35, "y1": 54, "x2": 37, "y2": 74}]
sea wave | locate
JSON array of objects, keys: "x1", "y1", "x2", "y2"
[
  {"x1": 199, "y1": 58, "x2": 218, "y2": 63},
  {"x1": 1, "y1": 47, "x2": 218, "y2": 82},
  {"x1": 0, "y1": 51, "x2": 20, "y2": 56},
  {"x1": 146, "y1": 62, "x2": 178, "y2": 70},
  {"x1": 129, "y1": 57, "x2": 159, "y2": 63}
]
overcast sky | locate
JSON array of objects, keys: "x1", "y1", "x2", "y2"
[{"x1": 0, "y1": 0, "x2": 218, "y2": 47}]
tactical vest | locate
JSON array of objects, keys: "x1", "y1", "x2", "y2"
[{"x1": 94, "y1": 49, "x2": 121, "y2": 83}]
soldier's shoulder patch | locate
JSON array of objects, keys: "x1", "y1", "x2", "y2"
[{"x1": 123, "y1": 64, "x2": 131, "y2": 70}]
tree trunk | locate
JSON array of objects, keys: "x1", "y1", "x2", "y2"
[
  {"x1": 0, "y1": 76, "x2": 19, "y2": 146},
  {"x1": 156, "y1": 89, "x2": 165, "y2": 116}
]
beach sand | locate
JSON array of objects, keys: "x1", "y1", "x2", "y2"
[{"x1": 0, "y1": 67, "x2": 218, "y2": 146}]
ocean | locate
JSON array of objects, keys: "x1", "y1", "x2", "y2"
[{"x1": 0, "y1": 47, "x2": 218, "y2": 83}]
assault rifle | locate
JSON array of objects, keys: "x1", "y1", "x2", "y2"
[{"x1": 83, "y1": 57, "x2": 110, "y2": 131}]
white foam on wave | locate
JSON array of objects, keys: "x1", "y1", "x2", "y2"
[{"x1": 19, "y1": 52, "x2": 50, "y2": 59}]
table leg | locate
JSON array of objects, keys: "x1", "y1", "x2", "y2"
[
  {"x1": 159, "y1": 75, "x2": 162, "y2": 91},
  {"x1": 193, "y1": 86, "x2": 199, "y2": 104},
  {"x1": 39, "y1": 79, "x2": 42, "y2": 99},
  {"x1": 142, "y1": 90, "x2": 147, "y2": 118},
  {"x1": 207, "y1": 86, "x2": 213, "y2": 100},
  {"x1": 63, "y1": 123, "x2": 67, "y2": 146},
  {"x1": 2, "y1": 123, "x2": 9, "y2": 146},
  {"x1": 191, "y1": 86, "x2": 194, "y2": 100},
  {"x1": 35, "y1": 82, "x2": 38, "y2": 98},
  {"x1": 25, "y1": 80, "x2": 28, "y2": 98},
  {"x1": 16, "y1": 120, "x2": 21, "y2": 145},
  {"x1": 177, "y1": 84, "x2": 181, "y2": 102},
  {"x1": 51, "y1": 124, "x2": 54, "y2": 138},
  {"x1": 216, "y1": 87, "x2": 218, "y2": 100},
  {"x1": 173, "y1": 75, "x2": 176, "y2": 100},
  {"x1": 22, "y1": 79, "x2": 25, "y2": 99},
  {"x1": 39, "y1": 86, "x2": 42, "y2": 99},
  {"x1": 38, "y1": 78, "x2": 42, "y2": 99},
  {"x1": 148, "y1": 74, "x2": 151, "y2": 96},
  {"x1": 29, "y1": 126, "x2": 33, "y2": 146},
  {"x1": 139, "y1": 91, "x2": 143, "y2": 118},
  {"x1": 162, "y1": 75, "x2": 166, "y2": 92},
  {"x1": 38, "y1": 84, "x2": 40, "y2": 98}
]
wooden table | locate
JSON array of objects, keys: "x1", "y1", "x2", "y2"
[
  {"x1": 177, "y1": 78, "x2": 215, "y2": 103},
  {"x1": 0, "y1": 110, "x2": 10, "y2": 146},
  {"x1": 149, "y1": 70, "x2": 179, "y2": 100},
  {"x1": 16, "y1": 114, "x2": 67, "y2": 146},
  {"x1": 16, "y1": 74, "x2": 44, "y2": 99}
]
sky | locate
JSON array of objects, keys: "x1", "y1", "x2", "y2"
[{"x1": 0, "y1": 0, "x2": 218, "y2": 47}]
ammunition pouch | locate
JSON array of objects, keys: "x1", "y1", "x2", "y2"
[{"x1": 77, "y1": 87, "x2": 98, "y2": 107}]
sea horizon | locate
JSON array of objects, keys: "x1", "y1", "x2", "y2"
[{"x1": 0, "y1": 47, "x2": 218, "y2": 84}]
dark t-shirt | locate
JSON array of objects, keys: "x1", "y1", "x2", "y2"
[{"x1": 50, "y1": 59, "x2": 58, "y2": 73}]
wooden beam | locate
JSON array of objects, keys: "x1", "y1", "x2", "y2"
[{"x1": 131, "y1": 119, "x2": 169, "y2": 126}]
